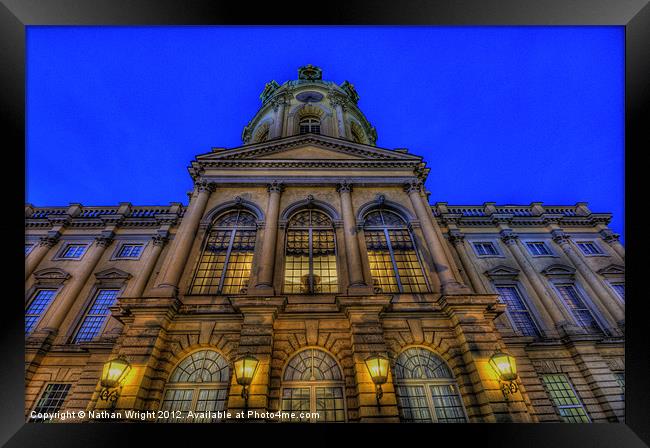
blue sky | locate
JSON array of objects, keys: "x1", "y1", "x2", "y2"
[{"x1": 26, "y1": 26, "x2": 624, "y2": 241}]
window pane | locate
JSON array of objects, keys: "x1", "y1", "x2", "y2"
[
  {"x1": 610, "y1": 283, "x2": 625, "y2": 301},
  {"x1": 192, "y1": 388, "x2": 228, "y2": 422},
  {"x1": 495, "y1": 286, "x2": 540, "y2": 337},
  {"x1": 541, "y1": 374, "x2": 590, "y2": 423},
  {"x1": 365, "y1": 230, "x2": 399, "y2": 293},
  {"x1": 390, "y1": 229, "x2": 428, "y2": 293},
  {"x1": 159, "y1": 389, "x2": 194, "y2": 422},
  {"x1": 396, "y1": 385, "x2": 433, "y2": 422},
  {"x1": 281, "y1": 388, "x2": 311, "y2": 422},
  {"x1": 29, "y1": 384, "x2": 71, "y2": 422},
  {"x1": 429, "y1": 384, "x2": 467, "y2": 423},
  {"x1": 315, "y1": 387, "x2": 345, "y2": 422},
  {"x1": 61, "y1": 244, "x2": 86, "y2": 258},
  {"x1": 26, "y1": 289, "x2": 58, "y2": 334},
  {"x1": 118, "y1": 244, "x2": 143, "y2": 258},
  {"x1": 555, "y1": 285, "x2": 600, "y2": 332},
  {"x1": 73, "y1": 289, "x2": 119, "y2": 342},
  {"x1": 395, "y1": 347, "x2": 453, "y2": 380}
]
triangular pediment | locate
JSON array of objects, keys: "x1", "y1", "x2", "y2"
[
  {"x1": 484, "y1": 265, "x2": 520, "y2": 279},
  {"x1": 196, "y1": 134, "x2": 423, "y2": 163},
  {"x1": 541, "y1": 264, "x2": 576, "y2": 277},
  {"x1": 95, "y1": 268, "x2": 132, "y2": 281},
  {"x1": 597, "y1": 264, "x2": 625, "y2": 277}
]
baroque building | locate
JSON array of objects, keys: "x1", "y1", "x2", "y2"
[{"x1": 24, "y1": 65, "x2": 625, "y2": 423}]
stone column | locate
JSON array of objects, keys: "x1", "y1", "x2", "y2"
[
  {"x1": 331, "y1": 98, "x2": 347, "y2": 138},
  {"x1": 600, "y1": 229, "x2": 625, "y2": 260},
  {"x1": 552, "y1": 230, "x2": 625, "y2": 325},
  {"x1": 26, "y1": 232, "x2": 61, "y2": 280},
  {"x1": 254, "y1": 181, "x2": 283, "y2": 294},
  {"x1": 125, "y1": 235, "x2": 168, "y2": 298},
  {"x1": 404, "y1": 181, "x2": 469, "y2": 294},
  {"x1": 155, "y1": 180, "x2": 214, "y2": 294},
  {"x1": 39, "y1": 234, "x2": 114, "y2": 335},
  {"x1": 227, "y1": 297, "x2": 286, "y2": 421},
  {"x1": 338, "y1": 296, "x2": 400, "y2": 422},
  {"x1": 337, "y1": 181, "x2": 370, "y2": 294},
  {"x1": 500, "y1": 231, "x2": 571, "y2": 336},
  {"x1": 447, "y1": 230, "x2": 488, "y2": 294},
  {"x1": 272, "y1": 97, "x2": 286, "y2": 138}
]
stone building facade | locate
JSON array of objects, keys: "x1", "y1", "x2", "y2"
[{"x1": 25, "y1": 65, "x2": 625, "y2": 423}]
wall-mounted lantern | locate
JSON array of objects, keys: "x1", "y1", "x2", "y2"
[
  {"x1": 365, "y1": 353, "x2": 390, "y2": 403},
  {"x1": 234, "y1": 354, "x2": 260, "y2": 406},
  {"x1": 488, "y1": 349, "x2": 519, "y2": 399},
  {"x1": 99, "y1": 355, "x2": 132, "y2": 403}
]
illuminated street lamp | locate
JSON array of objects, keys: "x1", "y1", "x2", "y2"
[
  {"x1": 99, "y1": 355, "x2": 131, "y2": 403},
  {"x1": 365, "y1": 354, "x2": 390, "y2": 402},
  {"x1": 489, "y1": 349, "x2": 519, "y2": 399},
  {"x1": 234, "y1": 354, "x2": 260, "y2": 402}
]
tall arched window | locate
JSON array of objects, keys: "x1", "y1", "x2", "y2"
[
  {"x1": 189, "y1": 210, "x2": 257, "y2": 295},
  {"x1": 299, "y1": 116, "x2": 320, "y2": 134},
  {"x1": 394, "y1": 347, "x2": 467, "y2": 423},
  {"x1": 284, "y1": 210, "x2": 338, "y2": 294},
  {"x1": 159, "y1": 350, "x2": 231, "y2": 422},
  {"x1": 363, "y1": 209, "x2": 429, "y2": 293},
  {"x1": 280, "y1": 348, "x2": 346, "y2": 422}
]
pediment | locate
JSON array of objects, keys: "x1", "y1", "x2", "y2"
[
  {"x1": 541, "y1": 264, "x2": 576, "y2": 277},
  {"x1": 256, "y1": 145, "x2": 366, "y2": 160},
  {"x1": 196, "y1": 134, "x2": 423, "y2": 163},
  {"x1": 484, "y1": 265, "x2": 520, "y2": 279},
  {"x1": 597, "y1": 264, "x2": 625, "y2": 277},
  {"x1": 95, "y1": 268, "x2": 132, "y2": 281},
  {"x1": 34, "y1": 268, "x2": 71, "y2": 282}
]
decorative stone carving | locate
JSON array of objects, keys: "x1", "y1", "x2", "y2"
[
  {"x1": 484, "y1": 265, "x2": 520, "y2": 280},
  {"x1": 152, "y1": 234, "x2": 168, "y2": 246},
  {"x1": 95, "y1": 236, "x2": 114, "y2": 247},
  {"x1": 267, "y1": 180, "x2": 284, "y2": 193},
  {"x1": 260, "y1": 80, "x2": 280, "y2": 103},
  {"x1": 551, "y1": 229, "x2": 571, "y2": 246},
  {"x1": 298, "y1": 64, "x2": 322, "y2": 80},
  {"x1": 95, "y1": 268, "x2": 132, "y2": 281},
  {"x1": 499, "y1": 229, "x2": 519, "y2": 245},
  {"x1": 336, "y1": 181, "x2": 352, "y2": 193},
  {"x1": 340, "y1": 80, "x2": 359, "y2": 103},
  {"x1": 447, "y1": 229, "x2": 465, "y2": 245},
  {"x1": 541, "y1": 264, "x2": 576, "y2": 278},
  {"x1": 38, "y1": 235, "x2": 60, "y2": 247},
  {"x1": 33, "y1": 268, "x2": 71, "y2": 283},
  {"x1": 403, "y1": 180, "x2": 422, "y2": 194},
  {"x1": 195, "y1": 180, "x2": 215, "y2": 193}
]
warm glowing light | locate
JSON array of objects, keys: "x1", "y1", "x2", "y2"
[
  {"x1": 489, "y1": 350, "x2": 518, "y2": 381},
  {"x1": 101, "y1": 355, "x2": 132, "y2": 389},
  {"x1": 365, "y1": 354, "x2": 390, "y2": 385},
  {"x1": 234, "y1": 355, "x2": 260, "y2": 386}
]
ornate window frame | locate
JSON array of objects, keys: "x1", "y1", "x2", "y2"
[
  {"x1": 279, "y1": 347, "x2": 347, "y2": 423},
  {"x1": 470, "y1": 240, "x2": 504, "y2": 258},
  {"x1": 53, "y1": 241, "x2": 90, "y2": 260},
  {"x1": 522, "y1": 240, "x2": 556, "y2": 257},
  {"x1": 392, "y1": 346, "x2": 468, "y2": 423},
  {"x1": 110, "y1": 239, "x2": 148, "y2": 260},
  {"x1": 574, "y1": 239, "x2": 606, "y2": 257},
  {"x1": 25, "y1": 268, "x2": 71, "y2": 335}
]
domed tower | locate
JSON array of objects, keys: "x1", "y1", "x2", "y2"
[{"x1": 241, "y1": 65, "x2": 378, "y2": 146}]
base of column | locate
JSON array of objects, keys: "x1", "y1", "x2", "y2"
[
  {"x1": 617, "y1": 319, "x2": 625, "y2": 332},
  {"x1": 144, "y1": 284, "x2": 178, "y2": 298},
  {"x1": 347, "y1": 283, "x2": 374, "y2": 295},
  {"x1": 249, "y1": 284, "x2": 275, "y2": 296},
  {"x1": 440, "y1": 280, "x2": 472, "y2": 295}
]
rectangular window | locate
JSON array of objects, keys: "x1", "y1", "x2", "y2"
[
  {"x1": 554, "y1": 284, "x2": 601, "y2": 332},
  {"x1": 159, "y1": 388, "x2": 228, "y2": 423},
  {"x1": 281, "y1": 387, "x2": 311, "y2": 422},
  {"x1": 116, "y1": 244, "x2": 144, "y2": 258},
  {"x1": 73, "y1": 289, "x2": 120, "y2": 342},
  {"x1": 25, "y1": 289, "x2": 58, "y2": 334},
  {"x1": 428, "y1": 384, "x2": 467, "y2": 423},
  {"x1": 473, "y1": 242, "x2": 499, "y2": 256},
  {"x1": 315, "y1": 387, "x2": 346, "y2": 422},
  {"x1": 60, "y1": 244, "x2": 87, "y2": 259},
  {"x1": 540, "y1": 374, "x2": 591, "y2": 422},
  {"x1": 614, "y1": 372, "x2": 624, "y2": 392},
  {"x1": 29, "y1": 383, "x2": 72, "y2": 422},
  {"x1": 25, "y1": 244, "x2": 35, "y2": 255},
  {"x1": 609, "y1": 283, "x2": 625, "y2": 302},
  {"x1": 526, "y1": 242, "x2": 552, "y2": 256},
  {"x1": 576, "y1": 241, "x2": 604, "y2": 255},
  {"x1": 495, "y1": 285, "x2": 541, "y2": 337}
]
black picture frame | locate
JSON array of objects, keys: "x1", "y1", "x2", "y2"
[{"x1": 2, "y1": 0, "x2": 647, "y2": 446}]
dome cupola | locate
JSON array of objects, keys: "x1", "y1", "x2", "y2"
[{"x1": 242, "y1": 65, "x2": 377, "y2": 146}]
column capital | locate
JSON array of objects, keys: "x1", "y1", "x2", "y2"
[
  {"x1": 267, "y1": 180, "x2": 285, "y2": 193},
  {"x1": 447, "y1": 229, "x2": 465, "y2": 245},
  {"x1": 499, "y1": 229, "x2": 519, "y2": 245},
  {"x1": 152, "y1": 234, "x2": 168, "y2": 246},
  {"x1": 599, "y1": 228, "x2": 620, "y2": 244},
  {"x1": 195, "y1": 180, "x2": 215, "y2": 193},
  {"x1": 336, "y1": 180, "x2": 353, "y2": 193},
  {"x1": 94, "y1": 235, "x2": 114, "y2": 247},
  {"x1": 403, "y1": 180, "x2": 423, "y2": 194},
  {"x1": 38, "y1": 234, "x2": 60, "y2": 247},
  {"x1": 551, "y1": 229, "x2": 571, "y2": 246}
]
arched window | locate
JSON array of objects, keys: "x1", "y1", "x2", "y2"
[
  {"x1": 394, "y1": 347, "x2": 467, "y2": 423},
  {"x1": 299, "y1": 116, "x2": 320, "y2": 134},
  {"x1": 159, "y1": 350, "x2": 231, "y2": 422},
  {"x1": 189, "y1": 210, "x2": 257, "y2": 295},
  {"x1": 284, "y1": 210, "x2": 338, "y2": 294},
  {"x1": 280, "y1": 348, "x2": 346, "y2": 422},
  {"x1": 351, "y1": 126, "x2": 363, "y2": 143},
  {"x1": 363, "y1": 209, "x2": 429, "y2": 293}
]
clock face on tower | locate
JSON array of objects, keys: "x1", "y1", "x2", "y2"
[{"x1": 296, "y1": 91, "x2": 324, "y2": 103}]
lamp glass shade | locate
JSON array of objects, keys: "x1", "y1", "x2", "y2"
[
  {"x1": 365, "y1": 354, "x2": 389, "y2": 385},
  {"x1": 101, "y1": 356, "x2": 131, "y2": 389},
  {"x1": 234, "y1": 355, "x2": 259, "y2": 386},
  {"x1": 489, "y1": 351, "x2": 517, "y2": 381}
]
